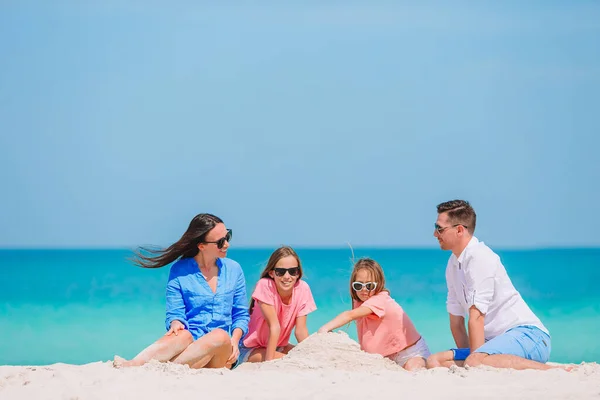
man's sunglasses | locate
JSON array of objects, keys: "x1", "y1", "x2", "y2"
[
  {"x1": 273, "y1": 267, "x2": 300, "y2": 277},
  {"x1": 352, "y1": 281, "x2": 377, "y2": 291},
  {"x1": 203, "y1": 229, "x2": 232, "y2": 249},
  {"x1": 434, "y1": 224, "x2": 467, "y2": 234}
]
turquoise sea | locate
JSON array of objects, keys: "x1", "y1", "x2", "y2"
[{"x1": 1, "y1": 248, "x2": 599, "y2": 366}]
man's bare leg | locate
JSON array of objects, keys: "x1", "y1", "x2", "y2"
[{"x1": 465, "y1": 353, "x2": 555, "y2": 370}]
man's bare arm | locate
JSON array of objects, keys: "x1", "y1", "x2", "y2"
[{"x1": 450, "y1": 314, "x2": 469, "y2": 348}]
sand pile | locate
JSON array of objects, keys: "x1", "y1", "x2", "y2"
[
  {"x1": 238, "y1": 331, "x2": 402, "y2": 371},
  {"x1": 1, "y1": 332, "x2": 599, "y2": 400}
]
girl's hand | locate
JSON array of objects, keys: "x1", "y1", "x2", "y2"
[
  {"x1": 319, "y1": 308, "x2": 372, "y2": 334},
  {"x1": 166, "y1": 320, "x2": 186, "y2": 336}
]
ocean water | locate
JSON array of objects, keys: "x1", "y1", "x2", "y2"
[{"x1": 1, "y1": 248, "x2": 599, "y2": 366}]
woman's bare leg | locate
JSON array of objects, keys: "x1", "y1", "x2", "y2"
[
  {"x1": 114, "y1": 330, "x2": 194, "y2": 368},
  {"x1": 172, "y1": 329, "x2": 232, "y2": 369}
]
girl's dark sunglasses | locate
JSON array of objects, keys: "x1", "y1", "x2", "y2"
[
  {"x1": 203, "y1": 229, "x2": 232, "y2": 249},
  {"x1": 273, "y1": 267, "x2": 300, "y2": 277}
]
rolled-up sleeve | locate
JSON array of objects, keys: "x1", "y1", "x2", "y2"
[
  {"x1": 446, "y1": 277, "x2": 464, "y2": 316},
  {"x1": 230, "y1": 268, "x2": 250, "y2": 335},
  {"x1": 463, "y1": 252, "x2": 495, "y2": 315},
  {"x1": 165, "y1": 271, "x2": 189, "y2": 331}
]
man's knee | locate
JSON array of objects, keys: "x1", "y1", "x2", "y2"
[{"x1": 465, "y1": 352, "x2": 487, "y2": 367}]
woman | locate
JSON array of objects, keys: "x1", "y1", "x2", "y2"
[{"x1": 114, "y1": 213, "x2": 250, "y2": 369}]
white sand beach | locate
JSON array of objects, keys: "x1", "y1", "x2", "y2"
[{"x1": 1, "y1": 332, "x2": 598, "y2": 400}]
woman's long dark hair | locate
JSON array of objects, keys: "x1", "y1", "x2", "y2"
[
  {"x1": 248, "y1": 246, "x2": 303, "y2": 314},
  {"x1": 132, "y1": 214, "x2": 223, "y2": 269}
]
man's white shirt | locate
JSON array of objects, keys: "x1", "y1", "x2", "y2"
[{"x1": 446, "y1": 236, "x2": 549, "y2": 340}]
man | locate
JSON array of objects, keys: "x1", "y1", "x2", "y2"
[{"x1": 426, "y1": 200, "x2": 554, "y2": 370}]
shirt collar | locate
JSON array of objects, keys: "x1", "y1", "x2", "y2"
[
  {"x1": 189, "y1": 257, "x2": 224, "y2": 269},
  {"x1": 456, "y1": 236, "x2": 479, "y2": 264}
]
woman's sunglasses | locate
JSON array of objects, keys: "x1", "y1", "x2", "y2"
[
  {"x1": 203, "y1": 229, "x2": 232, "y2": 249},
  {"x1": 352, "y1": 281, "x2": 377, "y2": 291},
  {"x1": 273, "y1": 267, "x2": 300, "y2": 277}
]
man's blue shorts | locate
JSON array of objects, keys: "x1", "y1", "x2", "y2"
[{"x1": 451, "y1": 325, "x2": 551, "y2": 363}]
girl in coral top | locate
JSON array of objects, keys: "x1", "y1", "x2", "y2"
[
  {"x1": 236, "y1": 246, "x2": 317, "y2": 365},
  {"x1": 318, "y1": 258, "x2": 430, "y2": 370}
]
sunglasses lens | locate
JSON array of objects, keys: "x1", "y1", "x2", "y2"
[
  {"x1": 353, "y1": 282, "x2": 376, "y2": 291},
  {"x1": 274, "y1": 267, "x2": 299, "y2": 277},
  {"x1": 216, "y1": 230, "x2": 232, "y2": 249}
]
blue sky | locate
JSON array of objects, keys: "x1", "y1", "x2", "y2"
[{"x1": 1, "y1": 1, "x2": 598, "y2": 248}]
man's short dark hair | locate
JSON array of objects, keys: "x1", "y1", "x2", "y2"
[{"x1": 436, "y1": 200, "x2": 476, "y2": 235}]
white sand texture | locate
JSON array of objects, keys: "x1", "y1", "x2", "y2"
[{"x1": 1, "y1": 332, "x2": 598, "y2": 400}]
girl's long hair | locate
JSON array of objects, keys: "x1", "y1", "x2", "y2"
[
  {"x1": 349, "y1": 258, "x2": 387, "y2": 304},
  {"x1": 248, "y1": 246, "x2": 303, "y2": 314},
  {"x1": 132, "y1": 213, "x2": 223, "y2": 269}
]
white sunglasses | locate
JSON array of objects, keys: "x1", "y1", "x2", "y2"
[{"x1": 352, "y1": 281, "x2": 377, "y2": 291}]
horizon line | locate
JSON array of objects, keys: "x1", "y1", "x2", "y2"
[{"x1": 1, "y1": 245, "x2": 599, "y2": 252}]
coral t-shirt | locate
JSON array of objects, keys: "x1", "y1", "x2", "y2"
[
  {"x1": 355, "y1": 291, "x2": 421, "y2": 357},
  {"x1": 243, "y1": 278, "x2": 317, "y2": 348}
]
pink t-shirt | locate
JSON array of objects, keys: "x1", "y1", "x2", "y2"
[
  {"x1": 243, "y1": 278, "x2": 317, "y2": 348},
  {"x1": 355, "y1": 291, "x2": 421, "y2": 357}
]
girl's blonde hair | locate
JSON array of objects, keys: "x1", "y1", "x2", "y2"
[
  {"x1": 349, "y1": 257, "x2": 387, "y2": 303},
  {"x1": 249, "y1": 246, "x2": 303, "y2": 314}
]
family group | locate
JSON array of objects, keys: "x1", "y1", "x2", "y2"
[{"x1": 113, "y1": 200, "x2": 557, "y2": 372}]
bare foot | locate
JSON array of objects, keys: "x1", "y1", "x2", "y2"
[
  {"x1": 113, "y1": 355, "x2": 142, "y2": 368},
  {"x1": 113, "y1": 355, "x2": 127, "y2": 368},
  {"x1": 547, "y1": 363, "x2": 575, "y2": 372}
]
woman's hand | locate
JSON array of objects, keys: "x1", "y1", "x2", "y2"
[
  {"x1": 317, "y1": 327, "x2": 330, "y2": 334},
  {"x1": 227, "y1": 339, "x2": 240, "y2": 366},
  {"x1": 166, "y1": 320, "x2": 186, "y2": 336}
]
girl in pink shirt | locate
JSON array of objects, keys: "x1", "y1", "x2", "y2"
[
  {"x1": 236, "y1": 246, "x2": 317, "y2": 365},
  {"x1": 318, "y1": 258, "x2": 430, "y2": 370}
]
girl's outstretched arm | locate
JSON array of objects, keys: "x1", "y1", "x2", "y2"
[
  {"x1": 259, "y1": 301, "x2": 281, "y2": 361},
  {"x1": 318, "y1": 306, "x2": 373, "y2": 333},
  {"x1": 294, "y1": 316, "x2": 309, "y2": 343}
]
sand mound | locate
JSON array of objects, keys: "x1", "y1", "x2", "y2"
[
  {"x1": 236, "y1": 331, "x2": 403, "y2": 371},
  {"x1": 1, "y1": 342, "x2": 599, "y2": 400}
]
